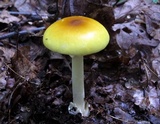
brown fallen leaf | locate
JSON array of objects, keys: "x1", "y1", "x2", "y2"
[{"x1": 11, "y1": 46, "x2": 38, "y2": 80}]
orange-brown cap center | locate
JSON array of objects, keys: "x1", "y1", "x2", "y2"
[{"x1": 69, "y1": 19, "x2": 83, "y2": 26}]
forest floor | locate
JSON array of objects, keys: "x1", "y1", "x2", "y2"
[{"x1": 0, "y1": 0, "x2": 160, "y2": 124}]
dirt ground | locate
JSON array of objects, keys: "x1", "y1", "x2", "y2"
[{"x1": 0, "y1": 0, "x2": 160, "y2": 124}]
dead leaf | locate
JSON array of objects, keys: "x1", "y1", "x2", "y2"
[
  {"x1": 0, "y1": 46, "x2": 16, "y2": 62},
  {"x1": 0, "y1": 10, "x2": 20, "y2": 24},
  {"x1": 133, "y1": 86, "x2": 160, "y2": 115},
  {"x1": 113, "y1": 0, "x2": 160, "y2": 49},
  {"x1": 12, "y1": 0, "x2": 49, "y2": 15},
  {"x1": 11, "y1": 46, "x2": 38, "y2": 80},
  {"x1": 114, "y1": 107, "x2": 135, "y2": 122},
  {"x1": 113, "y1": 20, "x2": 158, "y2": 49},
  {"x1": 0, "y1": 1, "x2": 13, "y2": 8},
  {"x1": 143, "y1": 5, "x2": 160, "y2": 41},
  {"x1": 114, "y1": 0, "x2": 144, "y2": 19},
  {"x1": 147, "y1": 86, "x2": 160, "y2": 112}
]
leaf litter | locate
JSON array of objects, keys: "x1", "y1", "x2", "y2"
[{"x1": 0, "y1": 0, "x2": 160, "y2": 123}]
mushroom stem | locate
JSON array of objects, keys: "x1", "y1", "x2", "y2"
[
  {"x1": 72, "y1": 56, "x2": 84, "y2": 106},
  {"x1": 68, "y1": 55, "x2": 90, "y2": 117}
]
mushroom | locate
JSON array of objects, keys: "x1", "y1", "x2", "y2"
[{"x1": 43, "y1": 16, "x2": 110, "y2": 117}]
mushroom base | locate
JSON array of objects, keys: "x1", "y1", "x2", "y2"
[{"x1": 68, "y1": 101, "x2": 90, "y2": 117}]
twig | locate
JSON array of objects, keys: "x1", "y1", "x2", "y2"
[
  {"x1": 0, "y1": 26, "x2": 45, "y2": 40},
  {"x1": 109, "y1": 114, "x2": 135, "y2": 123},
  {"x1": 0, "y1": 11, "x2": 55, "y2": 19},
  {"x1": 4, "y1": 61, "x2": 26, "y2": 80}
]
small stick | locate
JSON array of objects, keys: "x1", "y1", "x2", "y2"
[
  {"x1": 0, "y1": 26, "x2": 45, "y2": 40},
  {"x1": 0, "y1": 11, "x2": 54, "y2": 19}
]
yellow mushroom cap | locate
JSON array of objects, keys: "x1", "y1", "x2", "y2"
[{"x1": 43, "y1": 16, "x2": 110, "y2": 56}]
